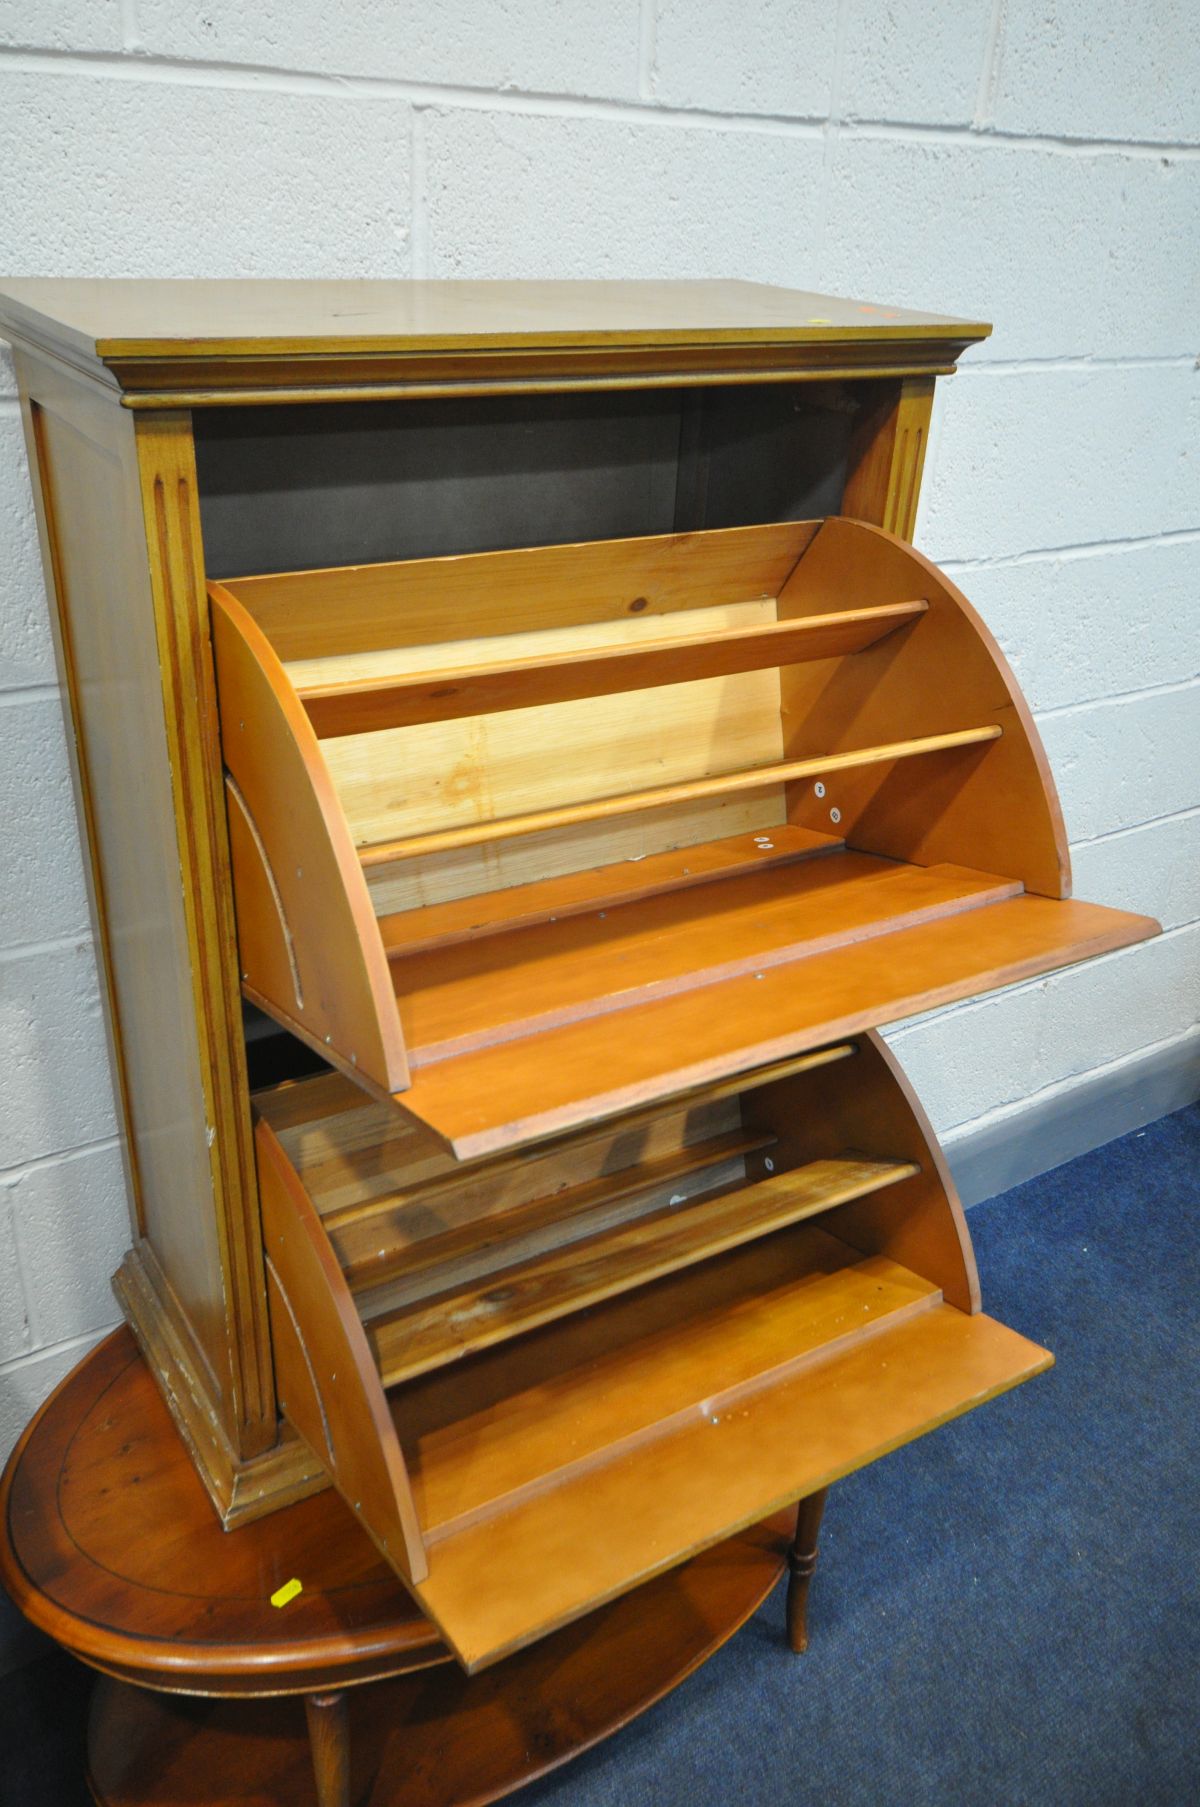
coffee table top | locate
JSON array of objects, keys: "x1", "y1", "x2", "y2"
[{"x1": 0, "y1": 1329, "x2": 446, "y2": 1696}]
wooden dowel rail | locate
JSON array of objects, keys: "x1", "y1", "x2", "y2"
[
  {"x1": 367, "y1": 1154, "x2": 924, "y2": 1387},
  {"x1": 327, "y1": 1124, "x2": 776, "y2": 1244},
  {"x1": 300, "y1": 600, "x2": 929, "y2": 738},
  {"x1": 342, "y1": 1126, "x2": 780, "y2": 1302},
  {"x1": 358, "y1": 725, "x2": 1003, "y2": 867}
]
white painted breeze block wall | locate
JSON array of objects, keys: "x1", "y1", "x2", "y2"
[{"x1": 0, "y1": 2, "x2": 1197, "y2": 1460}]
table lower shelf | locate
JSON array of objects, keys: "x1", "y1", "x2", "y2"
[{"x1": 85, "y1": 1512, "x2": 793, "y2": 1807}]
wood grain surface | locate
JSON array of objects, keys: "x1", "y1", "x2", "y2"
[
  {"x1": 412, "y1": 1297, "x2": 1050, "y2": 1670},
  {"x1": 368, "y1": 1157, "x2": 920, "y2": 1385},
  {"x1": 0, "y1": 277, "x2": 989, "y2": 357},
  {"x1": 391, "y1": 856, "x2": 1022, "y2": 1065},
  {"x1": 0, "y1": 1329, "x2": 441, "y2": 1694},
  {"x1": 229, "y1": 520, "x2": 819, "y2": 659},
  {"x1": 389, "y1": 893, "x2": 1158, "y2": 1157},
  {"x1": 299, "y1": 602, "x2": 928, "y2": 737}
]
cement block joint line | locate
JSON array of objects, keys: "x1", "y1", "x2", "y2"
[
  {"x1": 0, "y1": 44, "x2": 1199, "y2": 160},
  {"x1": 0, "y1": 1136, "x2": 123, "y2": 1190},
  {"x1": 0, "y1": 1324, "x2": 110, "y2": 1382}
]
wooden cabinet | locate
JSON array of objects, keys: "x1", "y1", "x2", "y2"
[{"x1": 0, "y1": 280, "x2": 1159, "y2": 1674}]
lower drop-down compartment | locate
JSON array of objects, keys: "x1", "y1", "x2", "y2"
[
  {"x1": 396, "y1": 1238, "x2": 1050, "y2": 1669},
  {"x1": 253, "y1": 1030, "x2": 1052, "y2": 1672}
]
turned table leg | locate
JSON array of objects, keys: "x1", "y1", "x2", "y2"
[
  {"x1": 785, "y1": 1488, "x2": 829, "y2": 1654},
  {"x1": 304, "y1": 1690, "x2": 350, "y2": 1807}
]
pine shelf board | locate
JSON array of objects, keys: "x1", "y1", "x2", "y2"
[
  {"x1": 391, "y1": 894, "x2": 1159, "y2": 1158},
  {"x1": 298, "y1": 600, "x2": 929, "y2": 737},
  {"x1": 392, "y1": 854, "x2": 1023, "y2": 1066},
  {"x1": 342, "y1": 1124, "x2": 775, "y2": 1305}
]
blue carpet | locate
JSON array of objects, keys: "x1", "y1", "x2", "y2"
[{"x1": 1, "y1": 1104, "x2": 1196, "y2": 1805}]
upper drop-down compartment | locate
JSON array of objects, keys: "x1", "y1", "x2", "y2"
[{"x1": 210, "y1": 514, "x2": 1157, "y2": 1160}]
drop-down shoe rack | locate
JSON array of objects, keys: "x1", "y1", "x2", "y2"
[
  {"x1": 213, "y1": 506, "x2": 1154, "y2": 1667},
  {"x1": 212, "y1": 513, "x2": 1151, "y2": 1158},
  {"x1": 252, "y1": 1031, "x2": 1051, "y2": 1670}
]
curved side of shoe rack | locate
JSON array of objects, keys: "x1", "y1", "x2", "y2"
[
  {"x1": 255, "y1": 1116, "x2": 427, "y2": 1584},
  {"x1": 211, "y1": 588, "x2": 410, "y2": 1093},
  {"x1": 777, "y1": 517, "x2": 1070, "y2": 895}
]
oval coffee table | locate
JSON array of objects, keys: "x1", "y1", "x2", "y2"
[{"x1": 1, "y1": 1330, "x2": 817, "y2": 1806}]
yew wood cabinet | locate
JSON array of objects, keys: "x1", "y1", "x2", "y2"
[{"x1": 0, "y1": 283, "x2": 1159, "y2": 1685}]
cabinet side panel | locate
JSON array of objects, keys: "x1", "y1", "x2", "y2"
[
  {"x1": 132, "y1": 417, "x2": 277, "y2": 1453},
  {"x1": 16, "y1": 356, "x2": 273, "y2": 1457}
]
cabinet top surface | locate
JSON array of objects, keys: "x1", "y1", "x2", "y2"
[{"x1": 0, "y1": 278, "x2": 988, "y2": 358}]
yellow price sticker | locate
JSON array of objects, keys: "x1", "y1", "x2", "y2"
[{"x1": 270, "y1": 1578, "x2": 303, "y2": 1608}]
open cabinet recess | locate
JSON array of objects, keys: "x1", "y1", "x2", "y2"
[{"x1": 0, "y1": 279, "x2": 1159, "y2": 1686}]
